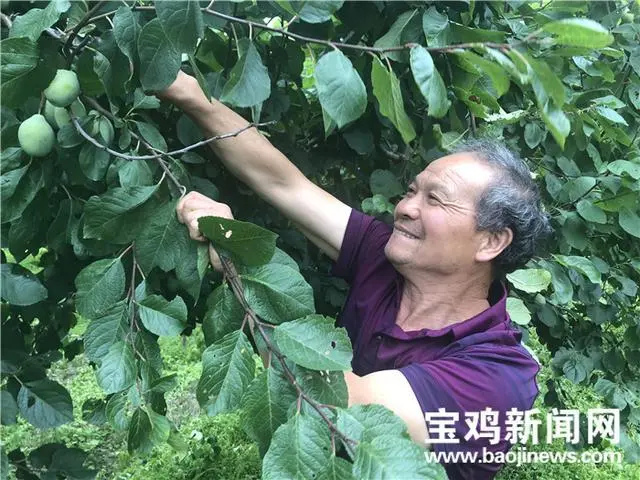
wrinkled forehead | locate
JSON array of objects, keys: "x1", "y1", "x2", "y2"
[{"x1": 416, "y1": 153, "x2": 496, "y2": 198}]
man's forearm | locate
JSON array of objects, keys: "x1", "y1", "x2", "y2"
[{"x1": 165, "y1": 75, "x2": 304, "y2": 198}]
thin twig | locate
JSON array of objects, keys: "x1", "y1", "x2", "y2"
[
  {"x1": 71, "y1": 116, "x2": 275, "y2": 161},
  {"x1": 64, "y1": 0, "x2": 107, "y2": 62},
  {"x1": 130, "y1": 5, "x2": 519, "y2": 55},
  {"x1": 0, "y1": 12, "x2": 12, "y2": 29}
]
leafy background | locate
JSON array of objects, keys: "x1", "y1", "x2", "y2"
[{"x1": 1, "y1": 0, "x2": 640, "y2": 478}]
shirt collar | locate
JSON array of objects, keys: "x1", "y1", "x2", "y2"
[{"x1": 384, "y1": 281, "x2": 508, "y2": 341}]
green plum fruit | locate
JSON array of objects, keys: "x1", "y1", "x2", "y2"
[
  {"x1": 18, "y1": 114, "x2": 56, "y2": 157},
  {"x1": 43, "y1": 100, "x2": 58, "y2": 126},
  {"x1": 44, "y1": 99, "x2": 87, "y2": 129},
  {"x1": 44, "y1": 69, "x2": 81, "y2": 107}
]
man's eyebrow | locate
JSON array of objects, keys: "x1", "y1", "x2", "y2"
[{"x1": 414, "y1": 175, "x2": 452, "y2": 196}]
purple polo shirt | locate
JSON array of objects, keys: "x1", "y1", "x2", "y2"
[{"x1": 332, "y1": 210, "x2": 540, "y2": 480}]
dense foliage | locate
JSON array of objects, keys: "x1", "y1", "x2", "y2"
[{"x1": 1, "y1": 0, "x2": 640, "y2": 478}]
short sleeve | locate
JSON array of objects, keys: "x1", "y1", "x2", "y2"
[
  {"x1": 332, "y1": 209, "x2": 393, "y2": 284},
  {"x1": 399, "y1": 348, "x2": 540, "y2": 479}
]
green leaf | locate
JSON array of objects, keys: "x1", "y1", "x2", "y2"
[
  {"x1": 628, "y1": 84, "x2": 640, "y2": 110},
  {"x1": 17, "y1": 380, "x2": 73, "y2": 429},
  {"x1": 198, "y1": 216, "x2": 278, "y2": 267},
  {"x1": 524, "y1": 123, "x2": 544, "y2": 149},
  {"x1": 353, "y1": 434, "x2": 442, "y2": 479},
  {"x1": 137, "y1": 18, "x2": 181, "y2": 92},
  {"x1": 369, "y1": 170, "x2": 404, "y2": 198},
  {"x1": 197, "y1": 330, "x2": 255, "y2": 415},
  {"x1": 422, "y1": 7, "x2": 450, "y2": 47},
  {"x1": 155, "y1": 0, "x2": 203, "y2": 54},
  {"x1": 97, "y1": 341, "x2": 136, "y2": 394},
  {"x1": 619, "y1": 207, "x2": 640, "y2": 238},
  {"x1": 83, "y1": 185, "x2": 158, "y2": 241},
  {"x1": 540, "y1": 102, "x2": 570, "y2": 149},
  {"x1": 131, "y1": 89, "x2": 160, "y2": 111},
  {"x1": 454, "y1": 50, "x2": 510, "y2": 97},
  {"x1": 113, "y1": 6, "x2": 140, "y2": 64},
  {"x1": 0, "y1": 37, "x2": 39, "y2": 108},
  {"x1": 529, "y1": 57, "x2": 566, "y2": 108},
  {"x1": 220, "y1": 39, "x2": 271, "y2": 108},
  {"x1": 274, "y1": 315, "x2": 352, "y2": 371},
  {"x1": 506, "y1": 297, "x2": 531, "y2": 325},
  {"x1": 374, "y1": 10, "x2": 420, "y2": 62},
  {"x1": 75, "y1": 258, "x2": 126, "y2": 320},
  {"x1": 294, "y1": 1, "x2": 344, "y2": 24},
  {"x1": 240, "y1": 367, "x2": 297, "y2": 456},
  {"x1": 262, "y1": 414, "x2": 331, "y2": 480},
  {"x1": 78, "y1": 143, "x2": 111, "y2": 181},
  {"x1": 293, "y1": 365, "x2": 348, "y2": 407},
  {"x1": 337, "y1": 404, "x2": 407, "y2": 443},
  {"x1": 563, "y1": 176, "x2": 596, "y2": 202},
  {"x1": 576, "y1": 199, "x2": 607, "y2": 224},
  {"x1": 506, "y1": 268, "x2": 552, "y2": 293},
  {"x1": 317, "y1": 456, "x2": 355, "y2": 480},
  {"x1": 84, "y1": 301, "x2": 129, "y2": 363},
  {"x1": 118, "y1": 160, "x2": 154, "y2": 187},
  {"x1": 134, "y1": 120, "x2": 168, "y2": 152},
  {"x1": 0, "y1": 263, "x2": 47, "y2": 306},
  {"x1": 542, "y1": 19, "x2": 614, "y2": 48},
  {"x1": 410, "y1": 46, "x2": 450, "y2": 119},
  {"x1": 1, "y1": 163, "x2": 44, "y2": 224},
  {"x1": 562, "y1": 354, "x2": 591, "y2": 384},
  {"x1": 594, "y1": 106, "x2": 628, "y2": 126},
  {"x1": 176, "y1": 242, "x2": 209, "y2": 300},
  {"x1": 137, "y1": 295, "x2": 187, "y2": 336},
  {"x1": 608, "y1": 160, "x2": 640, "y2": 180},
  {"x1": 136, "y1": 203, "x2": 190, "y2": 274},
  {"x1": 371, "y1": 56, "x2": 416, "y2": 144},
  {"x1": 127, "y1": 407, "x2": 170, "y2": 454},
  {"x1": 9, "y1": 0, "x2": 70, "y2": 42},
  {"x1": 241, "y1": 264, "x2": 315, "y2": 324},
  {"x1": 105, "y1": 392, "x2": 129, "y2": 431},
  {"x1": 554, "y1": 255, "x2": 601, "y2": 283},
  {"x1": 0, "y1": 164, "x2": 28, "y2": 202},
  {"x1": 1, "y1": 390, "x2": 18, "y2": 426},
  {"x1": 315, "y1": 50, "x2": 367, "y2": 129},
  {"x1": 539, "y1": 260, "x2": 573, "y2": 305},
  {"x1": 202, "y1": 284, "x2": 244, "y2": 345}
]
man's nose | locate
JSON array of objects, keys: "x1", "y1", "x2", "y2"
[{"x1": 395, "y1": 197, "x2": 420, "y2": 220}]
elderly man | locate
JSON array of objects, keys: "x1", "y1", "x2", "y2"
[{"x1": 161, "y1": 71, "x2": 550, "y2": 479}]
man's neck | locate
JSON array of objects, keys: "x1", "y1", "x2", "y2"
[{"x1": 395, "y1": 269, "x2": 492, "y2": 332}]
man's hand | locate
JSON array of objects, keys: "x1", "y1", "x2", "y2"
[{"x1": 176, "y1": 191, "x2": 234, "y2": 271}]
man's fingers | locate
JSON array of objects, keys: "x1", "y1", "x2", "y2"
[
  {"x1": 176, "y1": 191, "x2": 234, "y2": 225},
  {"x1": 188, "y1": 218, "x2": 206, "y2": 241},
  {"x1": 209, "y1": 244, "x2": 223, "y2": 272}
]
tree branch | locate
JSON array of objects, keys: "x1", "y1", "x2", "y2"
[
  {"x1": 71, "y1": 114, "x2": 275, "y2": 162},
  {"x1": 0, "y1": 12, "x2": 12, "y2": 29},
  {"x1": 130, "y1": 4, "x2": 520, "y2": 55},
  {"x1": 217, "y1": 254, "x2": 357, "y2": 456}
]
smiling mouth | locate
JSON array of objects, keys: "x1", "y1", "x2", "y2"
[{"x1": 393, "y1": 227, "x2": 420, "y2": 240}]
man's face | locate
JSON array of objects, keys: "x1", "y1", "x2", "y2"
[{"x1": 384, "y1": 153, "x2": 496, "y2": 276}]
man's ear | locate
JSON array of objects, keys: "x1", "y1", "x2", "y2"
[{"x1": 476, "y1": 228, "x2": 513, "y2": 263}]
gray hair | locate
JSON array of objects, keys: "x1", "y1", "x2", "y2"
[{"x1": 453, "y1": 139, "x2": 552, "y2": 277}]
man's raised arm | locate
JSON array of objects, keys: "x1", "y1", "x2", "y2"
[{"x1": 160, "y1": 72, "x2": 351, "y2": 261}]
